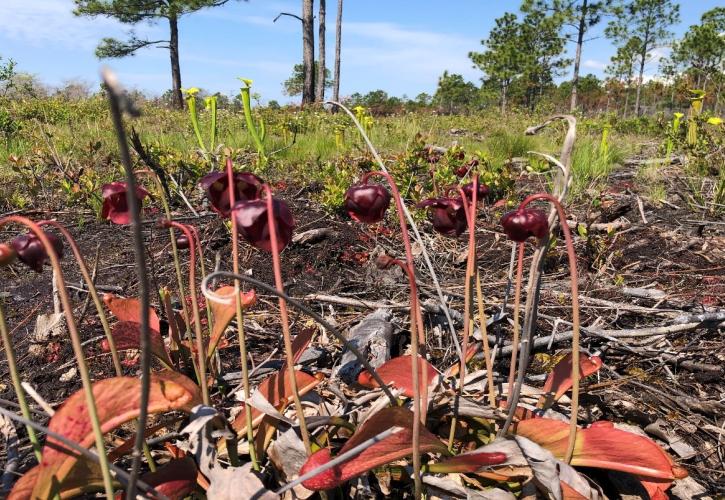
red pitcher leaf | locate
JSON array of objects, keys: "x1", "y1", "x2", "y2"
[
  {"x1": 357, "y1": 355, "x2": 440, "y2": 398},
  {"x1": 30, "y1": 371, "x2": 201, "y2": 498},
  {"x1": 9, "y1": 462, "x2": 106, "y2": 500},
  {"x1": 101, "y1": 321, "x2": 173, "y2": 366},
  {"x1": 539, "y1": 351, "x2": 602, "y2": 409},
  {"x1": 300, "y1": 407, "x2": 448, "y2": 490},
  {"x1": 231, "y1": 370, "x2": 324, "y2": 435},
  {"x1": 427, "y1": 438, "x2": 515, "y2": 475},
  {"x1": 207, "y1": 285, "x2": 257, "y2": 356},
  {"x1": 513, "y1": 418, "x2": 686, "y2": 492},
  {"x1": 103, "y1": 293, "x2": 161, "y2": 333},
  {"x1": 445, "y1": 342, "x2": 480, "y2": 378},
  {"x1": 131, "y1": 457, "x2": 198, "y2": 500}
]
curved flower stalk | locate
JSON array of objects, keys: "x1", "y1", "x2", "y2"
[
  {"x1": 39, "y1": 220, "x2": 123, "y2": 377},
  {"x1": 327, "y1": 99, "x2": 462, "y2": 369},
  {"x1": 0, "y1": 216, "x2": 115, "y2": 498},
  {"x1": 225, "y1": 157, "x2": 259, "y2": 470},
  {"x1": 238, "y1": 78, "x2": 267, "y2": 165},
  {"x1": 519, "y1": 194, "x2": 581, "y2": 463},
  {"x1": 344, "y1": 171, "x2": 426, "y2": 499},
  {"x1": 374, "y1": 255, "x2": 424, "y2": 498},
  {"x1": 160, "y1": 220, "x2": 209, "y2": 406},
  {"x1": 498, "y1": 196, "x2": 581, "y2": 464},
  {"x1": 232, "y1": 185, "x2": 311, "y2": 455}
]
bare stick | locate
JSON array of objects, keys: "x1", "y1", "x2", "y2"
[{"x1": 102, "y1": 68, "x2": 151, "y2": 500}]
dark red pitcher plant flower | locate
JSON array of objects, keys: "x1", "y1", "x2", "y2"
[
  {"x1": 344, "y1": 183, "x2": 391, "y2": 223},
  {"x1": 232, "y1": 197, "x2": 295, "y2": 252},
  {"x1": 199, "y1": 171, "x2": 263, "y2": 217},
  {"x1": 500, "y1": 207, "x2": 549, "y2": 242},
  {"x1": 101, "y1": 182, "x2": 150, "y2": 225},
  {"x1": 10, "y1": 231, "x2": 64, "y2": 272},
  {"x1": 417, "y1": 197, "x2": 468, "y2": 237}
]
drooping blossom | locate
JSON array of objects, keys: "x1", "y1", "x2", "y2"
[
  {"x1": 417, "y1": 197, "x2": 468, "y2": 237},
  {"x1": 101, "y1": 182, "x2": 150, "y2": 225},
  {"x1": 199, "y1": 172, "x2": 263, "y2": 217},
  {"x1": 233, "y1": 198, "x2": 294, "y2": 251},
  {"x1": 10, "y1": 231, "x2": 63, "y2": 272},
  {"x1": 500, "y1": 208, "x2": 549, "y2": 242},
  {"x1": 344, "y1": 184, "x2": 391, "y2": 224}
]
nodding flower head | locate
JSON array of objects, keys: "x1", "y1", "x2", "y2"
[
  {"x1": 101, "y1": 182, "x2": 150, "y2": 225},
  {"x1": 232, "y1": 197, "x2": 294, "y2": 252},
  {"x1": 456, "y1": 159, "x2": 479, "y2": 178},
  {"x1": 500, "y1": 208, "x2": 549, "y2": 242},
  {"x1": 417, "y1": 197, "x2": 468, "y2": 237},
  {"x1": 462, "y1": 180, "x2": 490, "y2": 202},
  {"x1": 0, "y1": 243, "x2": 17, "y2": 266},
  {"x1": 10, "y1": 231, "x2": 63, "y2": 272},
  {"x1": 176, "y1": 234, "x2": 190, "y2": 250},
  {"x1": 199, "y1": 171, "x2": 263, "y2": 217},
  {"x1": 344, "y1": 184, "x2": 391, "y2": 224}
]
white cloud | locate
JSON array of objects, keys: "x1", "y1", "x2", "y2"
[
  {"x1": 341, "y1": 22, "x2": 480, "y2": 90},
  {"x1": 583, "y1": 59, "x2": 607, "y2": 70},
  {"x1": 0, "y1": 0, "x2": 161, "y2": 51}
]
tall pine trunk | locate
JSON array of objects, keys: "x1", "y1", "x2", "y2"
[
  {"x1": 169, "y1": 13, "x2": 183, "y2": 110},
  {"x1": 332, "y1": 0, "x2": 343, "y2": 111},
  {"x1": 634, "y1": 49, "x2": 646, "y2": 116},
  {"x1": 316, "y1": 0, "x2": 326, "y2": 102},
  {"x1": 570, "y1": 0, "x2": 588, "y2": 112},
  {"x1": 302, "y1": 0, "x2": 315, "y2": 105}
]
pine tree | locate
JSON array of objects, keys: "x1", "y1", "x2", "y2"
[
  {"x1": 74, "y1": 0, "x2": 242, "y2": 110},
  {"x1": 605, "y1": 0, "x2": 680, "y2": 116}
]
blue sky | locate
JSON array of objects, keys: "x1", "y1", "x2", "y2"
[{"x1": 1, "y1": 0, "x2": 720, "y2": 103}]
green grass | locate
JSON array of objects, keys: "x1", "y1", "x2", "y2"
[{"x1": 0, "y1": 95, "x2": 649, "y2": 213}]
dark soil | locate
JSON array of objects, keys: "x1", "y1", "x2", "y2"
[{"x1": 1, "y1": 165, "x2": 724, "y2": 494}]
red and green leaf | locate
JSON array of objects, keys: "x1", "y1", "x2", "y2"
[
  {"x1": 357, "y1": 355, "x2": 440, "y2": 397},
  {"x1": 300, "y1": 407, "x2": 449, "y2": 490},
  {"x1": 539, "y1": 351, "x2": 602, "y2": 408},
  {"x1": 12, "y1": 371, "x2": 201, "y2": 499},
  {"x1": 207, "y1": 285, "x2": 257, "y2": 356},
  {"x1": 102, "y1": 294, "x2": 171, "y2": 365},
  {"x1": 513, "y1": 418, "x2": 687, "y2": 498}
]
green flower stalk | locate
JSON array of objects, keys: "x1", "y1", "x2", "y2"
[
  {"x1": 0, "y1": 302, "x2": 42, "y2": 461},
  {"x1": 226, "y1": 157, "x2": 259, "y2": 470},
  {"x1": 238, "y1": 78, "x2": 266, "y2": 165}
]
